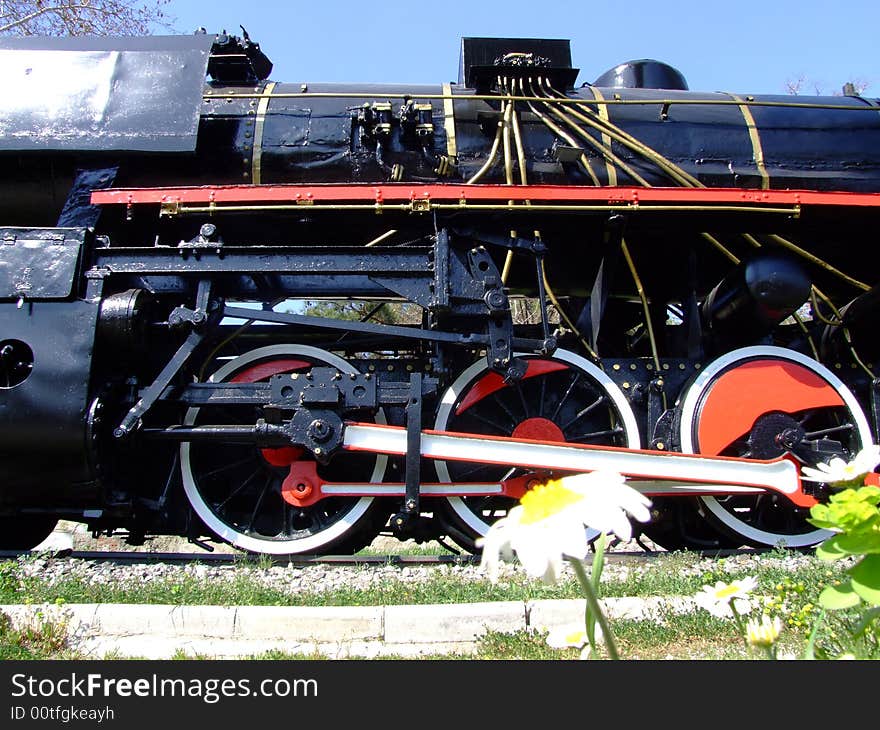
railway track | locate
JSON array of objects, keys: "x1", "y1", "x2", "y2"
[{"x1": 0, "y1": 546, "x2": 774, "y2": 566}]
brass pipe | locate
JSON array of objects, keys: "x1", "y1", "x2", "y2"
[
  {"x1": 542, "y1": 268, "x2": 600, "y2": 361},
  {"x1": 811, "y1": 287, "x2": 875, "y2": 378},
  {"x1": 620, "y1": 238, "x2": 664, "y2": 401},
  {"x1": 465, "y1": 119, "x2": 504, "y2": 184},
  {"x1": 534, "y1": 81, "x2": 652, "y2": 187},
  {"x1": 365, "y1": 229, "x2": 398, "y2": 247},
  {"x1": 521, "y1": 80, "x2": 600, "y2": 185},
  {"x1": 171, "y1": 202, "x2": 800, "y2": 216},
  {"x1": 768, "y1": 234, "x2": 870, "y2": 292},
  {"x1": 205, "y1": 90, "x2": 880, "y2": 112},
  {"x1": 699, "y1": 233, "x2": 741, "y2": 264},
  {"x1": 541, "y1": 80, "x2": 702, "y2": 188}
]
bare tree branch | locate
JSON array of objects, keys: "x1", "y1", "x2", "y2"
[
  {"x1": 785, "y1": 73, "x2": 871, "y2": 96},
  {"x1": 0, "y1": 0, "x2": 174, "y2": 36}
]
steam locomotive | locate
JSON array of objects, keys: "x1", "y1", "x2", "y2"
[{"x1": 2, "y1": 30, "x2": 879, "y2": 555}]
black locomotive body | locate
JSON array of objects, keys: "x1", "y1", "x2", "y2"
[{"x1": 2, "y1": 31, "x2": 880, "y2": 554}]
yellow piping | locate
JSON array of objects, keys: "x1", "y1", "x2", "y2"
[
  {"x1": 728, "y1": 93, "x2": 770, "y2": 190},
  {"x1": 621, "y1": 238, "x2": 664, "y2": 405},
  {"x1": 522, "y1": 79, "x2": 600, "y2": 185},
  {"x1": 441, "y1": 82, "x2": 458, "y2": 159},
  {"x1": 251, "y1": 81, "x2": 277, "y2": 184},
  {"x1": 583, "y1": 85, "x2": 617, "y2": 186},
  {"x1": 207, "y1": 90, "x2": 880, "y2": 112}
]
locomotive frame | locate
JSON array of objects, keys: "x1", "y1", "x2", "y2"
[{"x1": 2, "y1": 31, "x2": 880, "y2": 555}]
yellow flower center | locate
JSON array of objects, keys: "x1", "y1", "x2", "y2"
[
  {"x1": 565, "y1": 630, "x2": 586, "y2": 645},
  {"x1": 715, "y1": 584, "x2": 740, "y2": 599},
  {"x1": 519, "y1": 480, "x2": 584, "y2": 524}
]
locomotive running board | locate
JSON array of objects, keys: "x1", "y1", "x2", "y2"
[{"x1": 341, "y1": 422, "x2": 813, "y2": 507}]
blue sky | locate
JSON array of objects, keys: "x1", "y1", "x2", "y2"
[{"x1": 162, "y1": 1, "x2": 878, "y2": 96}]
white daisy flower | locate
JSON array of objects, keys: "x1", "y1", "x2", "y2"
[
  {"x1": 546, "y1": 623, "x2": 591, "y2": 649},
  {"x1": 546, "y1": 622, "x2": 605, "y2": 659},
  {"x1": 801, "y1": 444, "x2": 880, "y2": 487},
  {"x1": 693, "y1": 577, "x2": 758, "y2": 618},
  {"x1": 476, "y1": 471, "x2": 652, "y2": 585},
  {"x1": 746, "y1": 614, "x2": 782, "y2": 648}
]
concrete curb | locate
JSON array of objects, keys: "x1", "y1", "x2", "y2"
[{"x1": 1, "y1": 597, "x2": 698, "y2": 659}]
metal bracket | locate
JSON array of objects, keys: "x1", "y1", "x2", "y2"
[
  {"x1": 532, "y1": 250, "x2": 557, "y2": 354},
  {"x1": 404, "y1": 371, "x2": 423, "y2": 515},
  {"x1": 114, "y1": 280, "x2": 213, "y2": 437},
  {"x1": 647, "y1": 377, "x2": 668, "y2": 449},
  {"x1": 389, "y1": 372, "x2": 424, "y2": 534},
  {"x1": 468, "y1": 245, "x2": 515, "y2": 374}
]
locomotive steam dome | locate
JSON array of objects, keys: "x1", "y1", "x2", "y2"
[
  {"x1": 592, "y1": 59, "x2": 689, "y2": 90},
  {"x1": 1, "y1": 31, "x2": 879, "y2": 556}
]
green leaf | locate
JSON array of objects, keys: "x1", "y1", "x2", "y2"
[
  {"x1": 852, "y1": 607, "x2": 880, "y2": 638},
  {"x1": 808, "y1": 504, "x2": 834, "y2": 529},
  {"x1": 816, "y1": 537, "x2": 850, "y2": 561},
  {"x1": 591, "y1": 533, "x2": 606, "y2": 587},
  {"x1": 819, "y1": 582, "x2": 862, "y2": 610},
  {"x1": 803, "y1": 608, "x2": 825, "y2": 660},
  {"x1": 849, "y1": 555, "x2": 880, "y2": 607},
  {"x1": 810, "y1": 487, "x2": 880, "y2": 532},
  {"x1": 834, "y1": 531, "x2": 880, "y2": 555}
]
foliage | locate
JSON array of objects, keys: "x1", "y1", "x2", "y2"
[
  {"x1": 303, "y1": 299, "x2": 420, "y2": 325},
  {"x1": 764, "y1": 577, "x2": 821, "y2": 632},
  {"x1": 0, "y1": 0, "x2": 173, "y2": 36},
  {"x1": 0, "y1": 606, "x2": 71, "y2": 659},
  {"x1": 690, "y1": 450, "x2": 880, "y2": 659},
  {"x1": 801, "y1": 482, "x2": 880, "y2": 657},
  {"x1": 808, "y1": 485, "x2": 880, "y2": 612}
]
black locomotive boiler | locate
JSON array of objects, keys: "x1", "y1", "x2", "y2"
[{"x1": 2, "y1": 30, "x2": 880, "y2": 555}]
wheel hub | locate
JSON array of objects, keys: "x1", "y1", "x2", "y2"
[
  {"x1": 511, "y1": 417, "x2": 566, "y2": 442},
  {"x1": 747, "y1": 412, "x2": 803, "y2": 459}
]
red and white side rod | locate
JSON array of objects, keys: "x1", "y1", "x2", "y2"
[{"x1": 280, "y1": 422, "x2": 814, "y2": 508}]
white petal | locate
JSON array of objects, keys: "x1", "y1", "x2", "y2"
[
  {"x1": 559, "y1": 470, "x2": 626, "y2": 496},
  {"x1": 853, "y1": 445, "x2": 880, "y2": 473},
  {"x1": 733, "y1": 597, "x2": 754, "y2": 615},
  {"x1": 801, "y1": 466, "x2": 831, "y2": 482},
  {"x1": 578, "y1": 499, "x2": 633, "y2": 541},
  {"x1": 613, "y1": 486, "x2": 653, "y2": 523},
  {"x1": 513, "y1": 530, "x2": 556, "y2": 581},
  {"x1": 541, "y1": 553, "x2": 564, "y2": 585},
  {"x1": 606, "y1": 509, "x2": 634, "y2": 542},
  {"x1": 553, "y1": 518, "x2": 590, "y2": 561},
  {"x1": 510, "y1": 523, "x2": 571, "y2": 584},
  {"x1": 476, "y1": 517, "x2": 515, "y2": 583}
]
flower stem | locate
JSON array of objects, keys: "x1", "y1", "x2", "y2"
[
  {"x1": 569, "y1": 557, "x2": 619, "y2": 660},
  {"x1": 729, "y1": 603, "x2": 749, "y2": 649}
]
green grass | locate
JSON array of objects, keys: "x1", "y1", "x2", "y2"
[
  {"x1": 1, "y1": 549, "x2": 873, "y2": 660},
  {"x1": 355, "y1": 539, "x2": 451, "y2": 557},
  {"x1": 0, "y1": 607, "x2": 77, "y2": 660},
  {"x1": 0, "y1": 549, "x2": 849, "y2": 609}
]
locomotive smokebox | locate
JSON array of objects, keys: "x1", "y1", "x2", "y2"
[{"x1": 701, "y1": 253, "x2": 811, "y2": 347}]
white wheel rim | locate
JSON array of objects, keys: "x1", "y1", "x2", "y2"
[
  {"x1": 679, "y1": 345, "x2": 870, "y2": 547},
  {"x1": 434, "y1": 349, "x2": 641, "y2": 537},
  {"x1": 181, "y1": 344, "x2": 386, "y2": 554}
]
